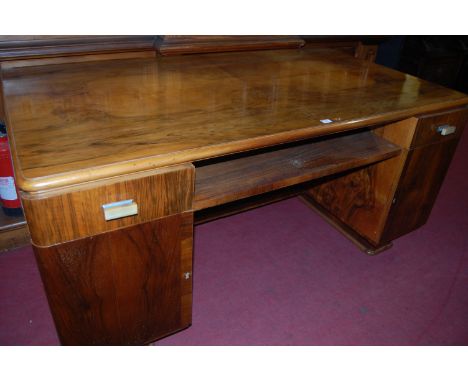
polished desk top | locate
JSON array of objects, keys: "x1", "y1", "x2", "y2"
[{"x1": 2, "y1": 48, "x2": 468, "y2": 192}]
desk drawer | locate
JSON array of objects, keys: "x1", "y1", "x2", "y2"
[
  {"x1": 412, "y1": 108, "x2": 468, "y2": 147},
  {"x1": 22, "y1": 164, "x2": 194, "y2": 247}
]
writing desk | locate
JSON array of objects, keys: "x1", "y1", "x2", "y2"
[{"x1": 2, "y1": 48, "x2": 468, "y2": 345}]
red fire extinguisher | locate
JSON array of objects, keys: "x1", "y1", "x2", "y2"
[{"x1": 0, "y1": 121, "x2": 23, "y2": 216}]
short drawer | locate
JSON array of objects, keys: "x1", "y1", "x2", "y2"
[
  {"x1": 412, "y1": 108, "x2": 468, "y2": 148},
  {"x1": 22, "y1": 164, "x2": 194, "y2": 247}
]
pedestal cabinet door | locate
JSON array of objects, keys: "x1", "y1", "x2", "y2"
[
  {"x1": 382, "y1": 139, "x2": 459, "y2": 242},
  {"x1": 34, "y1": 213, "x2": 193, "y2": 345}
]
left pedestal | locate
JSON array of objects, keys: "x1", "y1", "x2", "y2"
[{"x1": 21, "y1": 164, "x2": 195, "y2": 345}]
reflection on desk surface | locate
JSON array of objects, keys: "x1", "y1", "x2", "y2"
[{"x1": 2, "y1": 48, "x2": 468, "y2": 191}]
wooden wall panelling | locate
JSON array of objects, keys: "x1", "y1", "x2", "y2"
[
  {"x1": 21, "y1": 164, "x2": 194, "y2": 247},
  {"x1": 34, "y1": 212, "x2": 193, "y2": 345}
]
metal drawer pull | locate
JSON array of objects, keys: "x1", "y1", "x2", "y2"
[
  {"x1": 436, "y1": 125, "x2": 457, "y2": 136},
  {"x1": 102, "y1": 199, "x2": 138, "y2": 221}
]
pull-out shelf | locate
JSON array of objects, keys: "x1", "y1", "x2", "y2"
[{"x1": 194, "y1": 130, "x2": 401, "y2": 211}]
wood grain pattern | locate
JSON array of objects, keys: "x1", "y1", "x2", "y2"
[
  {"x1": 0, "y1": 51, "x2": 157, "y2": 70},
  {"x1": 411, "y1": 108, "x2": 468, "y2": 148},
  {"x1": 354, "y1": 42, "x2": 378, "y2": 62},
  {"x1": 155, "y1": 35, "x2": 305, "y2": 55},
  {"x1": 300, "y1": 194, "x2": 393, "y2": 255},
  {"x1": 382, "y1": 138, "x2": 461, "y2": 242},
  {"x1": 373, "y1": 117, "x2": 418, "y2": 149},
  {"x1": 0, "y1": 225, "x2": 30, "y2": 252},
  {"x1": 0, "y1": 36, "x2": 156, "y2": 61},
  {"x1": 307, "y1": 167, "x2": 386, "y2": 245},
  {"x1": 0, "y1": 210, "x2": 29, "y2": 251},
  {"x1": 194, "y1": 131, "x2": 401, "y2": 210},
  {"x1": 306, "y1": 108, "x2": 467, "y2": 249},
  {"x1": 2, "y1": 36, "x2": 466, "y2": 346},
  {"x1": 0, "y1": 35, "x2": 382, "y2": 61},
  {"x1": 305, "y1": 118, "x2": 419, "y2": 245},
  {"x1": 3, "y1": 48, "x2": 468, "y2": 192},
  {"x1": 364, "y1": 119, "x2": 418, "y2": 235},
  {"x1": 22, "y1": 164, "x2": 194, "y2": 246},
  {"x1": 0, "y1": 209, "x2": 26, "y2": 232},
  {"x1": 34, "y1": 213, "x2": 193, "y2": 345}
]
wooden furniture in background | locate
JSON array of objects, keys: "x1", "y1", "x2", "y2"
[
  {"x1": 1, "y1": 36, "x2": 468, "y2": 344},
  {"x1": 0, "y1": 35, "x2": 156, "y2": 61},
  {"x1": 355, "y1": 42, "x2": 378, "y2": 62},
  {"x1": 155, "y1": 35, "x2": 305, "y2": 55},
  {"x1": 301, "y1": 36, "x2": 384, "y2": 62}
]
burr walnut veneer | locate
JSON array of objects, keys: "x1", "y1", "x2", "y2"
[{"x1": 2, "y1": 46, "x2": 468, "y2": 344}]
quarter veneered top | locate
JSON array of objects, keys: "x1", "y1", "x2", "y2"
[{"x1": 2, "y1": 48, "x2": 468, "y2": 192}]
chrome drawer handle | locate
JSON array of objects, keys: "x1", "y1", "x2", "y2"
[
  {"x1": 436, "y1": 125, "x2": 457, "y2": 136},
  {"x1": 102, "y1": 199, "x2": 138, "y2": 221}
]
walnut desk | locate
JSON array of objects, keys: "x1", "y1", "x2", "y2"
[{"x1": 2, "y1": 49, "x2": 468, "y2": 345}]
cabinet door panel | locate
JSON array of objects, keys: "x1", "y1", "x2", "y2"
[
  {"x1": 35, "y1": 236, "x2": 122, "y2": 345},
  {"x1": 111, "y1": 213, "x2": 193, "y2": 345},
  {"x1": 34, "y1": 212, "x2": 193, "y2": 345},
  {"x1": 382, "y1": 139, "x2": 459, "y2": 242}
]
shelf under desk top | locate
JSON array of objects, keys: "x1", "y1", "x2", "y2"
[
  {"x1": 2, "y1": 48, "x2": 468, "y2": 192},
  {"x1": 193, "y1": 130, "x2": 400, "y2": 210}
]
